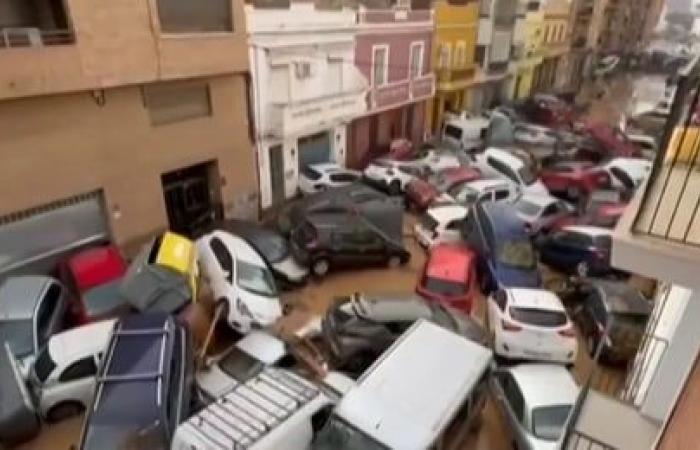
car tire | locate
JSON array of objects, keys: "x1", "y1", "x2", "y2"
[
  {"x1": 312, "y1": 258, "x2": 330, "y2": 278},
  {"x1": 576, "y1": 261, "x2": 590, "y2": 277},
  {"x1": 47, "y1": 401, "x2": 83, "y2": 423},
  {"x1": 389, "y1": 180, "x2": 401, "y2": 196}
]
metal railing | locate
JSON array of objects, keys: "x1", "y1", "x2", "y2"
[
  {"x1": 632, "y1": 55, "x2": 700, "y2": 245},
  {"x1": 0, "y1": 28, "x2": 74, "y2": 48}
]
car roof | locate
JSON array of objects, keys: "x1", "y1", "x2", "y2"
[
  {"x1": 592, "y1": 280, "x2": 651, "y2": 315},
  {"x1": 353, "y1": 293, "x2": 433, "y2": 322},
  {"x1": 517, "y1": 193, "x2": 559, "y2": 208},
  {"x1": 336, "y1": 320, "x2": 492, "y2": 448},
  {"x1": 427, "y1": 204, "x2": 468, "y2": 222},
  {"x1": 507, "y1": 288, "x2": 565, "y2": 312},
  {"x1": 0, "y1": 276, "x2": 54, "y2": 320},
  {"x1": 507, "y1": 364, "x2": 578, "y2": 410},
  {"x1": 67, "y1": 246, "x2": 127, "y2": 292},
  {"x1": 426, "y1": 244, "x2": 475, "y2": 282},
  {"x1": 479, "y1": 202, "x2": 527, "y2": 236},
  {"x1": 207, "y1": 230, "x2": 267, "y2": 267},
  {"x1": 563, "y1": 225, "x2": 613, "y2": 237},
  {"x1": 49, "y1": 319, "x2": 117, "y2": 363}
]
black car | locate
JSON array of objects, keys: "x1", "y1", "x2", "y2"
[
  {"x1": 208, "y1": 219, "x2": 309, "y2": 289},
  {"x1": 569, "y1": 279, "x2": 651, "y2": 363},
  {"x1": 79, "y1": 314, "x2": 193, "y2": 450},
  {"x1": 290, "y1": 213, "x2": 410, "y2": 278},
  {"x1": 537, "y1": 226, "x2": 614, "y2": 277},
  {"x1": 318, "y1": 293, "x2": 487, "y2": 377}
]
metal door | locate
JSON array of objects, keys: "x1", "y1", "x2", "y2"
[
  {"x1": 298, "y1": 132, "x2": 331, "y2": 169},
  {"x1": 162, "y1": 163, "x2": 218, "y2": 237},
  {"x1": 268, "y1": 144, "x2": 286, "y2": 206}
]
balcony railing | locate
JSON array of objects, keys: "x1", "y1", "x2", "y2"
[
  {"x1": 370, "y1": 74, "x2": 435, "y2": 109},
  {"x1": 0, "y1": 28, "x2": 74, "y2": 48},
  {"x1": 633, "y1": 56, "x2": 700, "y2": 246}
]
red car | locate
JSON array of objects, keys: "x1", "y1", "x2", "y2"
[
  {"x1": 520, "y1": 94, "x2": 575, "y2": 128},
  {"x1": 416, "y1": 243, "x2": 478, "y2": 313},
  {"x1": 540, "y1": 161, "x2": 611, "y2": 200},
  {"x1": 577, "y1": 123, "x2": 641, "y2": 161},
  {"x1": 57, "y1": 245, "x2": 128, "y2": 324},
  {"x1": 556, "y1": 200, "x2": 628, "y2": 229},
  {"x1": 405, "y1": 166, "x2": 481, "y2": 210}
]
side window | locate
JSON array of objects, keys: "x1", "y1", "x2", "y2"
[
  {"x1": 59, "y1": 356, "x2": 98, "y2": 382},
  {"x1": 610, "y1": 166, "x2": 635, "y2": 189},
  {"x1": 542, "y1": 203, "x2": 560, "y2": 217},
  {"x1": 494, "y1": 189, "x2": 510, "y2": 201},
  {"x1": 502, "y1": 373, "x2": 526, "y2": 423},
  {"x1": 488, "y1": 157, "x2": 518, "y2": 183},
  {"x1": 210, "y1": 237, "x2": 233, "y2": 282},
  {"x1": 37, "y1": 284, "x2": 62, "y2": 349}
]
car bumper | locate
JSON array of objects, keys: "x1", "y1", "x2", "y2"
[{"x1": 495, "y1": 334, "x2": 577, "y2": 364}]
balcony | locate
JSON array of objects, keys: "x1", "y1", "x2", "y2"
[
  {"x1": 269, "y1": 88, "x2": 366, "y2": 138},
  {"x1": 369, "y1": 74, "x2": 435, "y2": 110}
]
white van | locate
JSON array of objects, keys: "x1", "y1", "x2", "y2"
[
  {"x1": 443, "y1": 112, "x2": 490, "y2": 152},
  {"x1": 313, "y1": 319, "x2": 493, "y2": 450},
  {"x1": 172, "y1": 367, "x2": 334, "y2": 450},
  {"x1": 28, "y1": 319, "x2": 116, "y2": 421}
]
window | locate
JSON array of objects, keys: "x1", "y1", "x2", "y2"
[
  {"x1": 475, "y1": 45, "x2": 486, "y2": 66},
  {"x1": 610, "y1": 167, "x2": 635, "y2": 189},
  {"x1": 372, "y1": 46, "x2": 389, "y2": 86},
  {"x1": 542, "y1": 203, "x2": 561, "y2": 217},
  {"x1": 59, "y1": 356, "x2": 98, "y2": 382},
  {"x1": 444, "y1": 125, "x2": 463, "y2": 140},
  {"x1": 294, "y1": 61, "x2": 312, "y2": 79},
  {"x1": 143, "y1": 81, "x2": 212, "y2": 126},
  {"x1": 409, "y1": 42, "x2": 424, "y2": 79},
  {"x1": 210, "y1": 237, "x2": 233, "y2": 283},
  {"x1": 236, "y1": 260, "x2": 277, "y2": 297},
  {"x1": 494, "y1": 189, "x2": 510, "y2": 201},
  {"x1": 438, "y1": 43, "x2": 452, "y2": 69},
  {"x1": 37, "y1": 284, "x2": 62, "y2": 350},
  {"x1": 157, "y1": 0, "x2": 232, "y2": 33},
  {"x1": 526, "y1": 1, "x2": 540, "y2": 11},
  {"x1": 532, "y1": 405, "x2": 572, "y2": 441}
]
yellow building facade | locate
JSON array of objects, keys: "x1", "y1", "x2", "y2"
[
  {"x1": 426, "y1": 0, "x2": 479, "y2": 133},
  {"x1": 510, "y1": 2, "x2": 545, "y2": 99},
  {"x1": 536, "y1": 0, "x2": 571, "y2": 92}
]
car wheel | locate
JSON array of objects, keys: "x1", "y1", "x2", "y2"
[
  {"x1": 47, "y1": 401, "x2": 83, "y2": 423},
  {"x1": 312, "y1": 258, "x2": 330, "y2": 277},
  {"x1": 389, "y1": 180, "x2": 401, "y2": 196},
  {"x1": 576, "y1": 261, "x2": 590, "y2": 277},
  {"x1": 387, "y1": 255, "x2": 402, "y2": 269}
]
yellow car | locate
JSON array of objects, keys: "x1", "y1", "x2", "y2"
[{"x1": 152, "y1": 231, "x2": 199, "y2": 301}]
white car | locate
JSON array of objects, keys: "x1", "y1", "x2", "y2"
[
  {"x1": 514, "y1": 123, "x2": 558, "y2": 147},
  {"x1": 625, "y1": 133, "x2": 657, "y2": 160},
  {"x1": 601, "y1": 157, "x2": 652, "y2": 190},
  {"x1": 491, "y1": 364, "x2": 578, "y2": 450},
  {"x1": 298, "y1": 163, "x2": 361, "y2": 195},
  {"x1": 444, "y1": 178, "x2": 520, "y2": 206},
  {"x1": 197, "y1": 230, "x2": 283, "y2": 333},
  {"x1": 196, "y1": 330, "x2": 290, "y2": 401},
  {"x1": 513, "y1": 193, "x2": 574, "y2": 234},
  {"x1": 28, "y1": 319, "x2": 116, "y2": 421},
  {"x1": 487, "y1": 288, "x2": 577, "y2": 365},
  {"x1": 414, "y1": 204, "x2": 468, "y2": 248},
  {"x1": 471, "y1": 147, "x2": 549, "y2": 196},
  {"x1": 363, "y1": 159, "x2": 423, "y2": 194}
]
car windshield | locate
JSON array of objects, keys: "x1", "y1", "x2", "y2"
[
  {"x1": 236, "y1": 260, "x2": 277, "y2": 297},
  {"x1": 444, "y1": 125, "x2": 463, "y2": 140},
  {"x1": 248, "y1": 233, "x2": 289, "y2": 263},
  {"x1": 509, "y1": 307, "x2": 568, "y2": 327},
  {"x1": 0, "y1": 319, "x2": 34, "y2": 357},
  {"x1": 531, "y1": 405, "x2": 572, "y2": 441},
  {"x1": 218, "y1": 346, "x2": 264, "y2": 382},
  {"x1": 313, "y1": 415, "x2": 388, "y2": 450},
  {"x1": 423, "y1": 276, "x2": 467, "y2": 296},
  {"x1": 518, "y1": 165, "x2": 538, "y2": 185},
  {"x1": 33, "y1": 346, "x2": 57, "y2": 383},
  {"x1": 515, "y1": 199, "x2": 541, "y2": 216},
  {"x1": 497, "y1": 240, "x2": 537, "y2": 269}
]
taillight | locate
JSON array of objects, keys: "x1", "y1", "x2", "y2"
[
  {"x1": 501, "y1": 319, "x2": 522, "y2": 332},
  {"x1": 558, "y1": 326, "x2": 576, "y2": 338}
]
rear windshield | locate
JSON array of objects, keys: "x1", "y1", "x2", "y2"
[
  {"x1": 302, "y1": 165, "x2": 322, "y2": 180},
  {"x1": 509, "y1": 307, "x2": 567, "y2": 327},
  {"x1": 423, "y1": 277, "x2": 467, "y2": 296},
  {"x1": 420, "y1": 213, "x2": 439, "y2": 231},
  {"x1": 497, "y1": 240, "x2": 537, "y2": 269},
  {"x1": 532, "y1": 405, "x2": 572, "y2": 441},
  {"x1": 444, "y1": 125, "x2": 463, "y2": 140},
  {"x1": 33, "y1": 346, "x2": 57, "y2": 383},
  {"x1": 219, "y1": 346, "x2": 264, "y2": 382}
]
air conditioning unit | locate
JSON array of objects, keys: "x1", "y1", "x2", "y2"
[{"x1": 294, "y1": 62, "x2": 312, "y2": 79}]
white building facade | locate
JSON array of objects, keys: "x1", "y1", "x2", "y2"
[{"x1": 247, "y1": 2, "x2": 368, "y2": 209}]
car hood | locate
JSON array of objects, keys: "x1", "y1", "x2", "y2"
[
  {"x1": 239, "y1": 290, "x2": 283, "y2": 327},
  {"x1": 195, "y1": 364, "x2": 237, "y2": 400},
  {"x1": 271, "y1": 256, "x2": 309, "y2": 282},
  {"x1": 494, "y1": 263, "x2": 540, "y2": 289}
]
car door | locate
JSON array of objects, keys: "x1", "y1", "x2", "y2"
[
  {"x1": 491, "y1": 370, "x2": 530, "y2": 449},
  {"x1": 36, "y1": 283, "x2": 67, "y2": 354},
  {"x1": 355, "y1": 228, "x2": 388, "y2": 264},
  {"x1": 50, "y1": 355, "x2": 99, "y2": 411}
]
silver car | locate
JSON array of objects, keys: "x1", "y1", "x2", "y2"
[{"x1": 490, "y1": 364, "x2": 578, "y2": 450}]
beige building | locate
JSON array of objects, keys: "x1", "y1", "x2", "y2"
[
  {"x1": 534, "y1": 0, "x2": 571, "y2": 93},
  {"x1": 0, "y1": 0, "x2": 258, "y2": 275}
]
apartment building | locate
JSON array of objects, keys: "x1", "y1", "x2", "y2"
[
  {"x1": 534, "y1": 0, "x2": 571, "y2": 92},
  {"x1": 426, "y1": 0, "x2": 480, "y2": 133},
  {"x1": 599, "y1": 0, "x2": 665, "y2": 57},
  {"x1": 0, "y1": 0, "x2": 258, "y2": 276},
  {"x1": 468, "y1": 0, "x2": 517, "y2": 111},
  {"x1": 247, "y1": 0, "x2": 368, "y2": 209},
  {"x1": 563, "y1": 64, "x2": 700, "y2": 449},
  {"x1": 347, "y1": 0, "x2": 435, "y2": 168},
  {"x1": 509, "y1": 0, "x2": 545, "y2": 99},
  {"x1": 565, "y1": 0, "x2": 607, "y2": 91}
]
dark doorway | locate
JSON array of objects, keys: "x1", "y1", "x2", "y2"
[
  {"x1": 514, "y1": 75, "x2": 522, "y2": 99},
  {"x1": 161, "y1": 161, "x2": 220, "y2": 237},
  {"x1": 268, "y1": 144, "x2": 286, "y2": 207}
]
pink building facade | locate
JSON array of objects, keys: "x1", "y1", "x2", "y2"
[{"x1": 347, "y1": 6, "x2": 435, "y2": 168}]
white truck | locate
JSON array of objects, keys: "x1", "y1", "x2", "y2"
[{"x1": 442, "y1": 112, "x2": 490, "y2": 152}]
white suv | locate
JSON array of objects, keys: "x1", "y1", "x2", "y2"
[{"x1": 29, "y1": 319, "x2": 116, "y2": 422}]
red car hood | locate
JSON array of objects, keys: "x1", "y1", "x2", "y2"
[{"x1": 406, "y1": 179, "x2": 439, "y2": 209}]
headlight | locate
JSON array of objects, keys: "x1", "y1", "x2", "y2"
[{"x1": 236, "y1": 298, "x2": 253, "y2": 318}]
